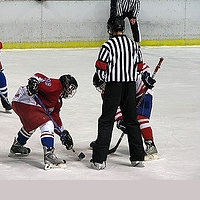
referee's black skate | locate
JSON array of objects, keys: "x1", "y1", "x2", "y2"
[
  {"x1": 131, "y1": 161, "x2": 145, "y2": 167},
  {"x1": 90, "y1": 159, "x2": 106, "y2": 170}
]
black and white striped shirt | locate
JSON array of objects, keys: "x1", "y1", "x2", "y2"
[
  {"x1": 95, "y1": 34, "x2": 143, "y2": 82},
  {"x1": 116, "y1": 0, "x2": 140, "y2": 18}
]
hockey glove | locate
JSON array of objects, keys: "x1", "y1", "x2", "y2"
[
  {"x1": 116, "y1": 119, "x2": 127, "y2": 134},
  {"x1": 60, "y1": 130, "x2": 73, "y2": 150},
  {"x1": 27, "y1": 78, "x2": 39, "y2": 96},
  {"x1": 141, "y1": 71, "x2": 156, "y2": 89}
]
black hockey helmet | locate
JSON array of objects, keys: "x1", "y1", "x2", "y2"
[
  {"x1": 92, "y1": 73, "x2": 106, "y2": 93},
  {"x1": 59, "y1": 74, "x2": 78, "y2": 98},
  {"x1": 107, "y1": 16, "x2": 125, "y2": 35}
]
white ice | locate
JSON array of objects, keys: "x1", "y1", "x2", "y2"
[{"x1": 0, "y1": 46, "x2": 200, "y2": 180}]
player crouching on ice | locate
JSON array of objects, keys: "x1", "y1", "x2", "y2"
[{"x1": 8, "y1": 73, "x2": 78, "y2": 169}]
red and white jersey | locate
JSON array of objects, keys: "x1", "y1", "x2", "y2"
[
  {"x1": 13, "y1": 73, "x2": 63, "y2": 111},
  {"x1": 12, "y1": 73, "x2": 64, "y2": 132},
  {"x1": 136, "y1": 62, "x2": 153, "y2": 98},
  {"x1": 32, "y1": 73, "x2": 63, "y2": 111}
]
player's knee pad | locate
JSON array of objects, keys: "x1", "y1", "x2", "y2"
[
  {"x1": 40, "y1": 120, "x2": 54, "y2": 134},
  {"x1": 40, "y1": 121, "x2": 54, "y2": 148}
]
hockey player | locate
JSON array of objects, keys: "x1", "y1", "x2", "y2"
[
  {"x1": 90, "y1": 16, "x2": 145, "y2": 170},
  {"x1": 115, "y1": 62, "x2": 158, "y2": 160},
  {"x1": 0, "y1": 41, "x2": 12, "y2": 113},
  {"x1": 110, "y1": 0, "x2": 141, "y2": 42},
  {"x1": 8, "y1": 72, "x2": 78, "y2": 169}
]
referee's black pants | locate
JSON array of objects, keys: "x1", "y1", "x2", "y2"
[
  {"x1": 92, "y1": 82, "x2": 145, "y2": 164},
  {"x1": 123, "y1": 14, "x2": 141, "y2": 43},
  {"x1": 130, "y1": 20, "x2": 141, "y2": 43}
]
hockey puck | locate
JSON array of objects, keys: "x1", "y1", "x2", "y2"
[{"x1": 78, "y1": 152, "x2": 85, "y2": 160}]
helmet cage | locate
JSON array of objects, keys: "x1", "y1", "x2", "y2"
[
  {"x1": 62, "y1": 83, "x2": 77, "y2": 99},
  {"x1": 60, "y1": 74, "x2": 78, "y2": 99}
]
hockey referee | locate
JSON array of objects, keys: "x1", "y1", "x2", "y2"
[
  {"x1": 90, "y1": 16, "x2": 145, "y2": 170},
  {"x1": 110, "y1": 0, "x2": 141, "y2": 42}
]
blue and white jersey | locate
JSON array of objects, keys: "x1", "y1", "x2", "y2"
[{"x1": 0, "y1": 41, "x2": 8, "y2": 98}]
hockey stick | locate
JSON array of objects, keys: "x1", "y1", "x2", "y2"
[
  {"x1": 34, "y1": 94, "x2": 85, "y2": 161},
  {"x1": 108, "y1": 132, "x2": 125, "y2": 154},
  {"x1": 108, "y1": 57, "x2": 164, "y2": 155},
  {"x1": 136, "y1": 57, "x2": 164, "y2": 108}
]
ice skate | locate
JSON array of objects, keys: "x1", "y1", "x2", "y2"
[
  {"x1": 5, "y1": 109, "x2": 12, "y2": 114},
  {"x1": 5, "y1": 102, "x2": 12, "y2": 113},
  {"x1": 8, "y1": 137, "x2": 31, "y2": 157},
  {"x1": 1, "y1": 97, "x2": 12, "y2": 114},
  {"x1": 43, "y1": 146, "x2": 66, "y2": 170},
  {"x1": 131, "y1": 161, "x2": 145, "y2": 167},
  {"x1": 5, "y1": 105, "x2": 12, "y2": 113},
  {"x1": 90, "y1": 159, "x2": 106, "y2": 170},
  {"x1": 144, "y1": 140, "x2": 159, "y2": 161}
]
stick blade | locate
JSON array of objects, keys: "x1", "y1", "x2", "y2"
[{"x1": 107, "y1": 147, "x2": 117, "y2": 155}]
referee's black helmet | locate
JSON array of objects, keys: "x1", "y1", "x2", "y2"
[{"x1": 107, "y1": 16, "x2": 125, "y2": 34}]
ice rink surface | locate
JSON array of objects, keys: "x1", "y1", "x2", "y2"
[{"x1": 0, "y1": 46, "x2": 200, "y2": 180}]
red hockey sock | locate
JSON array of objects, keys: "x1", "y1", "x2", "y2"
[{"x1": 137, "y1": 115, "x2": 153, "y2": 140}]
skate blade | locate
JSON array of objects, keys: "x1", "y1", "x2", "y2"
[
  {"x1": 5, "y1": 110, "x2": 12, "y2": 114},
  {"x1": 145, "y1": 153, "x2": 159, "y2": 161},
  {"x1": 0, "y1": 110, "x2": 12, "y2": 114},
  {"x1": 8, "y1": 152, "x2": 29, "y2": 158},
  {"x1": 44, "y1": 163, "x2": 67, "y2": 170}
]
